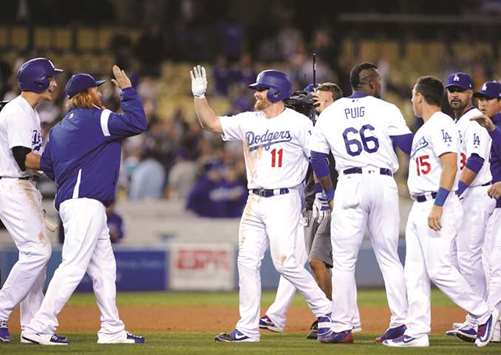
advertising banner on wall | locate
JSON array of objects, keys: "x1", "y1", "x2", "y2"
[{"x1": 170, "y1": 243, "x2": 235, "y2": 290}]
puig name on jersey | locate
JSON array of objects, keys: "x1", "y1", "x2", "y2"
[{"x1": 246, "y1": 129, "x2": 292, "y2": 151}]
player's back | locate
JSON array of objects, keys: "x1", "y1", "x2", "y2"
[{"x1": 315, "y1": 94, "x2": 410, "y2": 174}]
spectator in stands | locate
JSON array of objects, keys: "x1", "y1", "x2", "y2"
[
  {"x1": 128, "y1": 147, "x2": 166, "y2": 200},
  {"x1": 167, "y1": 148, "x2": 198, "y2": 200},
  {"x1": 186, "y1": 159, "x2": 247, "y2": 218}
]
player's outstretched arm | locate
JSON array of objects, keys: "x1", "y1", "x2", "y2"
[
  {"x1": 428, "y1": 152, "x2": 457, "y2": 231},
  {"x1": 470, "y1": 114, "x2": 496, "y2": 132},
  {"x1": 190, "y1": 65, "x2": 223, "y2": 134}
]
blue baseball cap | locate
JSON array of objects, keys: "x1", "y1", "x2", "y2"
[
  {"x1": 65, "y1": 73, "x2": 106, "y2": 98},
  {"x1": 474, "y1": 81, "x2": 501, "y2": 100},
  {"x1": 445, "y1": 72, "x2": 473, "y2": 91}
]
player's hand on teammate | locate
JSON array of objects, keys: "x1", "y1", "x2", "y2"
[
  {"x1": 111, "y1": 65, "x2": 132, "y2": 90},
  {"x1": 471, "y1": 114, "x2": 496, "y2": 132},
  {"x1": 428, "y1": 205, "x2": 443, "y2": 231},
  {"x1": 190, "y1": 65, "x2": 208, "y2": 98},
  {"x1": 312, "y1": 192, "x2": 331, "y2": 224},
  {"x1": 488, "y1": 182, "x2": 501, "y2": 199}
]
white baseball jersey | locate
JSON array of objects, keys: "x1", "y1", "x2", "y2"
[
  {"x1": 455, "y1": 107, "x2": 492, "y2": 186},
  {"x1": 220, "y1": 108, "x2": 312, "y2": 189},
  {"x1": 408, "y1": 111, "x2": 459, "y2": 195},
  {"x1": 309, "y1": 95, "x2": 411, "y2": 173},
  {"x1": 0, "y1": 95, "x2": 42, "y2": 177}
]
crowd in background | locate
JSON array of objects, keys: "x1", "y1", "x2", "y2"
[{"x1": 0, "y1": 0, "x2": 500, "y2": 224}]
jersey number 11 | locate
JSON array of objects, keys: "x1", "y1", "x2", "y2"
[{"x1": 271, "y1": 148, "x2": 283, "y2": 168}]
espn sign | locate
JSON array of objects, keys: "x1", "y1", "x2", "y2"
[{"x1": 170, "y1": 243, "x2": 235, "y2": 290}]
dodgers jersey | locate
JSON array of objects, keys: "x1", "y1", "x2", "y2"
[
  {"x1": 455, "y1": 107, "x2": 492, "y2": 186},
  {"x1": 220, "y1": 108, "x2": 313, "y2": 189},
  {"x1": 0, "y1": 95, "x2": 43, "y2": 178},
  {"x1": 309, "y1": 93, "x2": 411, "y2": 173},
  {"x1": 408, "y1": 111, "x2": 459, "y2": 195}
]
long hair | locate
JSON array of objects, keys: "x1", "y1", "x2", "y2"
[{"x1": 69, "y1": 89, "x2": 103, "y2": 109}]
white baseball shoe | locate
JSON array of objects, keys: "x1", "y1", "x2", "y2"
[
  {"x1": 97, "y1": 331, "x2": 145, "y2": 344},
  {"x1": 475, "y1": 309, "x2": 499, "y2": 348},
  {"x1": 383, "y1": 334, "x2": 429, "y2": 347},
  {"x1": 21, "y1": 332, "x2": 69, "y2": 346}
]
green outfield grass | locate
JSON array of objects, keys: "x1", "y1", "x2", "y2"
[
  {"x1": 67, "y1": 288, "x2": 457, "y2": 307},
  {"x1": 4, "y1": 332, "x2": 500, "y2": 354},
  {"x1": 3, "y1": 289, "x2": 499, "y2": 354}
]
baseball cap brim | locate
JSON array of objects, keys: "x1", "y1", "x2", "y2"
[
  {"x1": 445, "y1": 84, "x2": 468, "y2": 90},
  {"x1": 473, "y1": 92, "x2": 495, "y2": 99},
  {"x1": 248, "y1": 83, "x2": 268, "y2": 90},
  {"x1": 96, "y1": 79, "x2": 106, "y2": 87}
]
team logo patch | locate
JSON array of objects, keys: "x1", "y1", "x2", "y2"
[
  {"x1": 246, "y1": 130, "x2": 292, "y2": 151},
  {"x1": 32, "y1": 129, "x2": 42, "y2": 151},
  {"x1": 441, "y1": 129, "x2": 452, "y2": 143}
]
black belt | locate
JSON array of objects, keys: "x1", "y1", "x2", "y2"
[
  {"x1": 0, "y1": 176, "x2": 34, "y2": 180},
  {"x1": 343, "y1": 167, "x2": 392, "y2": 176},
  {"x1": 251, "y1": 188, "x2": 289, "y2": 197},
  {"x1": 481, "y1": 181, "x2": 491, "y2": 187},
  {"x1": 414, "y1": 192, "x2": 437, "y2": 202}
]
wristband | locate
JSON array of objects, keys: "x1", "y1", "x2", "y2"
[
  {"x1": 314, "y1": 183, "x2": 322, "y2": 193},
  {"x1": 456, "y1": 181, "x2": 468, "y2": 197},
  {"x1": 434, "y1": 187, "x2": 450, "y2": 206},
  {"x1": 325, "y1": 188, "x2": 335, "y2": 201}
]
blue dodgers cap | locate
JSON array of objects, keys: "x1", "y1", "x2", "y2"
[
  {"x1": 65, "y1": 73, "x2": 106, "y2": 98},
  {"x1": 445, "y1": 72, "x2": 473, "y2": 90},
  {"x1": 474, "y1": 81, "x2": 501, "y2": 100}
]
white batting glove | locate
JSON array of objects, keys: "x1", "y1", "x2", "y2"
[
  {"x1": 312, "y1": 192, "x2": 331, "y2": 224},
  {"x1": 190, "y1": 65, "x2": 208, "y2": 98}
]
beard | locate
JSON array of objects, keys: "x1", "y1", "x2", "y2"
[
  {"x1": 254, "y1": 97, "x2": 271, "y2": 111},
  {"x1": 449, "y1": 99, "x2": 465, "y2": 110}
]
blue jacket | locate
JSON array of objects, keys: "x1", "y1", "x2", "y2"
[
  {"x1": 41, "y1": 87, "x2": 147, "y2": 210},
  {"x1": 489, "y1": 113, "x2": 501, "y2": 208}
]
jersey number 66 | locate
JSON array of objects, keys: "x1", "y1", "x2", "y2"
[{"x1": 343, "y1": 124, "x2": 380, "y2": 157}]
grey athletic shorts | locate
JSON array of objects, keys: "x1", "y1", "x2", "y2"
[{"x1": 303, "y1": 209, "x2": 333, "y2": 267}]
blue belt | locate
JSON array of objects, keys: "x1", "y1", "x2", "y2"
[
  {"x1": 251, "y1": 188, "x2": 289, "y2": 197},
  {"x1": 343, "y1": 167, "x2": 392, "y2": 176}
]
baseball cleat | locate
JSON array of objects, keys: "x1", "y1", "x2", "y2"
[
  {"x1": 316, "y1": 313, "x2": 333, "y2": 338},
  {"x1": 0, "y1": 320, "x2": 10, "y2": 343},
  {"x1": 21, "y1": 333, "x2": 68, "y2": 344},
  {"x1": 383, "y1": 334, "x2": 429, "y2": 347},
  {"x1": 20, "y1": 332, "x2": 69, "y2": 346},
  {"x1": 318, "y1": 329, "x2": 353, "y2": 344},
  {"x1": 214, "y1": 329, "x2": 259, "y2": 343},
  {"x1": 306, "y1": 320, "x2": 318, "y2": 340},
  {"x1": 475, "y1": 309, "x2": 499, "y2": 347},
  {"x1": 97, "y1": 331, "x2": 145, "y2": 344},
  {"x1": 259, "y1": 315, "x2": 283, "y2": 333},
  {"x1": 376, "y1": 324, "x2": 406, "y2": 343},
  {"x1": 455, "y1": 325, "x2": 476, "y2": 343}
]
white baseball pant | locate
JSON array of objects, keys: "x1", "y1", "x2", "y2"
[
  {"x1": 404, "y1": 195, "x2": 491, "y2": 338},
  {"x1": 0, "y1": 179, "x2": 51, "y2": 329},
  {"x1": 330, "y1": 171, "x2": 407, "y2": 332},
  {"x1": 25, "y1": 198, "x2": 126, "y2": 342},
  {"x1": 236, "y1": 189, "x2": 331, "y2": 339}
]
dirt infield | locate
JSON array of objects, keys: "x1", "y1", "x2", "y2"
[{"x1": 9, "y1": 305, "x2": 463, "y2": 334}]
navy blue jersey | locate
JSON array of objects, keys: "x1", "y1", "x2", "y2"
[
  {"x1": 41, "y1": 88, "x2": 147, "y2": 210},
  {"x1": 490, "y1": 113, "x2": 501, "y2": 208}
]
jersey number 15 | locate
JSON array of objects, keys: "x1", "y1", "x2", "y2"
[{"x1": 415, "y1": 155, "x2": 431, "y2": 176}]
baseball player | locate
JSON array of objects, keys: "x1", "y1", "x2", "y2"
[
  {"x1": 309, "y1": 63, "x2": 410, "y2": 344},
  {"x1": 190, "y1": 65, "x2": 332, "y2": 343},
  {"x1": 443, "y1": 73, "x2": 494, "y2": 339},
  {"x1": 383, "y1": 76, "x2": 498, "y2": 348},
  {"x1": 20, "y1": 66, "x2": 146, "y2": 345},
  {"x1": 470, "y1": 80, "x2": 501, "y2": 342},
  {"x1": 259, "y1": 83, "x2": 361, "y2": 339},
  {"x1": 0, "y1": 58, "x2": 64, "y2": 344}
]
